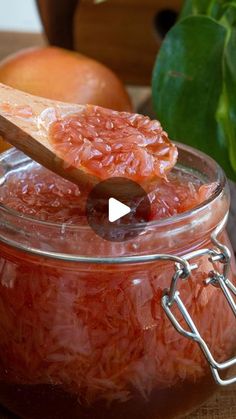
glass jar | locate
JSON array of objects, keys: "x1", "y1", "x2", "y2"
[{"x1": 0, "y1": 145, "x2": 236, "y2": 419}]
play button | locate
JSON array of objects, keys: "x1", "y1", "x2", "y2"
[
  {"x1": 108, "y1": 198, "x2": 131, "y2": 223},
  {"x1": 86, "y1": 177, "x2": 151, "y2": 242}
]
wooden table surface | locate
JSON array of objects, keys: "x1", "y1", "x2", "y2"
[{"x1": 0, "y1": 30, "x2": 235, "y2": 419}]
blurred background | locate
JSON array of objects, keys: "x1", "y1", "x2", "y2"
[
  {"x1": 0, "y1": 0, "x2": 181, "y2": 110},
  {"x1": 0, "y1": 0, "x2": 41, "y2": 32}
]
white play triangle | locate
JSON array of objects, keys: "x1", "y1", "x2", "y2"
[{"x1": 108, "y1": 198, "x2": 131, "y2": 223}]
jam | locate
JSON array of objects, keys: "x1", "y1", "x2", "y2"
[
  {"x1": 0, "y1": 164, "x2": 215, "y2": 223},
  {"x1": 0, "y1": 147, "x2": 235, "y2": 419},
  {"x1": 49, "y1": 106, "x2": 178, "y2": 182}
]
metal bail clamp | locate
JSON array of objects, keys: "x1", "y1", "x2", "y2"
[{"x1": 162, "y1": 214, "x2": 236, "y2": 386}]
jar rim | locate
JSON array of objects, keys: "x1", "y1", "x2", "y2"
[{"x1": 0, "y1": 142, "x2": 226, "y2": 231}]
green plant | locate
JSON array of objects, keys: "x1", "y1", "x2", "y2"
[{"x1": 152, "y1": 0, "x2": 236, "y2": 180}]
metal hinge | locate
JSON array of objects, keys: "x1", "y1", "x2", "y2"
[{"x1": 162, "y1": 214, "x2": 236, "y2": 386}]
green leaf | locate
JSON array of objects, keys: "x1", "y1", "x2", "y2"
[
  {"x1": 223, "y1": 28, "x2": 236, "y2": 171},
  {"x1": 152, "y1": 15, "x2": 236, "y2": 180},
  {"x1": 180, "y1": 0, "x2": 236, "y2": 21},
  {"x1": 220, "y1": 2, "x2": 236, "y2": 25},
  {"x1": 179, "y1": 1, "x2": 196, "y2": 19},
  {"x1": 180, "y1": 0, "x2": 210, "y2": 19}
]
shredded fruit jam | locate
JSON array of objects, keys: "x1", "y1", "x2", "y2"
[
  {"x1": 0, "y1": 107, "x2": 235, "y2": 418},
  {"x1": 0, "y1": 165, "x2": 216, "y2": 223},
  {"x1": 49, "y1": 106, "x2": 178, "y2": 182},
  {"x1": 0, "y1": 163, "x2": 234, "y2": 406}
]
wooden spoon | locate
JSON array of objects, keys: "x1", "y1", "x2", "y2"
[{"x1": 0, "y1": 82, "x2": 100, "y2": 190}]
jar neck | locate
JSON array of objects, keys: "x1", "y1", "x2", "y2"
[{"x1": 0, "y1": 189, "x2": 229, "y2": 263}]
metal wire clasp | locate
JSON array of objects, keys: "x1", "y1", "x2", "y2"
[{"x1": 162, "y1": 214, "x2": 236, "y2": 386}]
